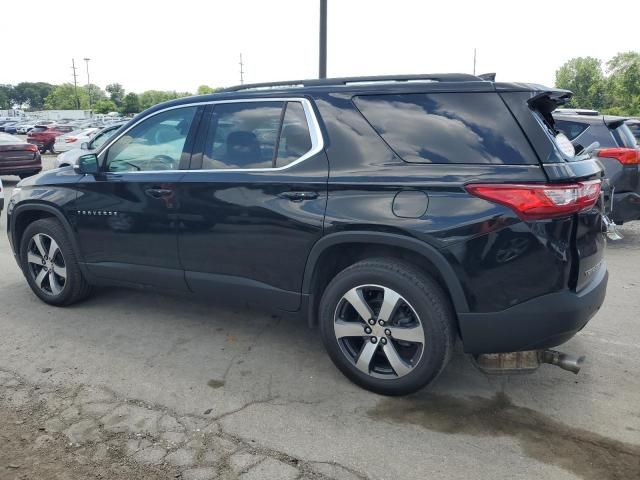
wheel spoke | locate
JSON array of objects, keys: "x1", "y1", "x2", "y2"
[
  {"x1": 355, "y1": 341, "x2": 379, "y2": 374},
  {"x1": 33, "y1": 234, "x2": 47, "y2": 257},
  {"x1": 387, "y1": 325, "x2": 425, "y2": 344},
  {"x1": 48, "y1": 238, "x2": 60, "y2": 260},
  {"x1": 334, "y1": 320, "x2": 366, "y2": 339},
  {"x1": 35, "y1": 268, "x2": 47, "y2": 288},
  {"x1": 382, "y1": 342, "x2": 412, "y2": 377},
  {"x1": 343, "y1": 287, "x2": 373, "y2": 322},
  {"x1": 377, "y1": 287, "x2": 401, "y2": 323},
  {"x1": 53, "y1": 264, "x2": 67, "y2": 279},
  {"x1": 49, "y1": 272, "x2": 62, "y2": 295},
  {"x1": 27, "y1": 251, "x2": 43, "y2": 265}
]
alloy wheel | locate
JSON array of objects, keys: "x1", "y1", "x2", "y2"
[
  {"x1": 333, "y1": 284, "x2": 425, "y2": 379},
  {"x1": 26, "y1": 233, "x2": 67, "y2": 295}
]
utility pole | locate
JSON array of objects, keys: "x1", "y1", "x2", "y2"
[
  {"x1": 239, "y1": 53, "x2": 244, "y2": 85},
  {"x1": 319, "y1": 0, "x2": 327, "y2": 78},
  {"x1": 84, "y1": 58, "x2": 92, "y2": 110},
  {"x1": 473, "y1": 48, "x2": 477, "y2": 76},
  {"x1": 71, "y1": 59, "x2": 80, "y2": 109}
]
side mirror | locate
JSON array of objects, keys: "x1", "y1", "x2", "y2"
[
  {"x1": 80, "y1": 142, "x2": 89, "y2": 150},
  {"x1": 74, "y1": 153, "x2": 100, "y2": 175}
]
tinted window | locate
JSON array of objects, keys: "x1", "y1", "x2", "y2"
[
  {"x1": 203, "y1": 102, "x2": 284, "y2": 169},
  {"x1": 611, "y1": 124, "x2": 638, "y2": 148},
  {"x1": 354, "y1": 93, "x2": 536, "y2": 164},
  {"x1": 31, "y1": 126, "x2": 47, "y2": 133},
  {"x1": 554, "y1": 119, "x2": 589, "y2": 141},
  {"x1": 106, "y1": 106, "x2": 196, "y2": 172},
  {"x1": 275, "y1": 102, "x2": 312, "y2": 167}
]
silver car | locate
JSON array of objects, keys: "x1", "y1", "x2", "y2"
[{"x1": 55, "y1": 123, "x2": 125, "y2": 168}]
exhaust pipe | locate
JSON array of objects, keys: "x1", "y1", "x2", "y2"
[{"x1": 541, "y1": 350, "x2": 585, "y2": 374}]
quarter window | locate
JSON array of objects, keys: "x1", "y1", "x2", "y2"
[
  {"x1": 106, "y1": 107, "x2": 196, "y2": 172},
  {"x1": 276, "y1": 102, "x2": 312, "y2": 167}
]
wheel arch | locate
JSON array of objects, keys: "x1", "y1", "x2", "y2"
[
  {"x1": 11, "y1": 203, "x2": 85, "y2": 265},
  {"x1": 302, "y1": 232, "x2": 469, "y2": 327}
]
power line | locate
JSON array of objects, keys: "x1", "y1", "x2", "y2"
[{"x1": 71, "y1": 59, "x2": 80, "y2": 109}]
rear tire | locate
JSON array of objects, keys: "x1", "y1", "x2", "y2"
[
  {"x1": 19, "y1": 218, "x2": 92, "y2": 306},
  {"x1": 319, "y1": 258, "x2": 455, "y2": 396},
  {"x1": 48, "y1": 142, "x2": 56, "y2": 154}
]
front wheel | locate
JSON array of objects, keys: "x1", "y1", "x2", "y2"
[
  {"x1": 19, "y1": 218, "x2": 92, "y2": 306},
  {"x1": 319, "y1": 258, "x2": 455, "y2": 396}
]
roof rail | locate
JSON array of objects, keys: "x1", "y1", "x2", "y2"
[{"x1": 222, "y1": 73, "x2": 484, "y2": 92}]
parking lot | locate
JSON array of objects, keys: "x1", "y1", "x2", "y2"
[{"x1": 1, "y1": 156, "x2": 639, "y2": 479}]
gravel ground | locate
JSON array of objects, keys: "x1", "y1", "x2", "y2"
[{"x1": 1, "y1": 160, "x2": 639, "y2": 479}]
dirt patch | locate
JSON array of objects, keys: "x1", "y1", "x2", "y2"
[
  {"x1": 0, "y1": 404, "x2": 173, "y2": 480},
  {"x1": 369, "y1": 392, "x2": 640, "y2": 480}
]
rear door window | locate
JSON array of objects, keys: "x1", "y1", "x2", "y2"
[
  {"x1": 353, "y1": 93, "x2": 537, "y2": 164},
  {"x1": 275, "y1": 102, "x2": 313, "y2": 168}
]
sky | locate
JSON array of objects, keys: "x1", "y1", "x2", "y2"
[{"x1": 2, "y1": 0, "x2": 638, "y2": 93}]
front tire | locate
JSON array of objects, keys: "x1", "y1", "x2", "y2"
[
  {"x1": 319, "y1": 258, "x2": 455, "y2": 396},
  {"x1": 19, "y1": 218, "x2": 92, "y2": 306}
]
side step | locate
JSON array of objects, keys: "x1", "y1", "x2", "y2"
[{"x1": 473, "y1": 350, "x2": 585, "y2": 375}]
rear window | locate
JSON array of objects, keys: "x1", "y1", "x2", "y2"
[
  {"x1": 353, "y1": 93, "x2": 536, "y2": 164},
  {"x1": 611, "y1": 124, "x2": 638, "y2": 148},
  {"x1": 554, "y1": 119, "x2": 589, "y2": 141},
  {"x1": 31, "y1": 126, "x2": 47, "y2": 133}
]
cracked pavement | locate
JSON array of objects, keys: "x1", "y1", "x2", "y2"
[{"x1": 1, "y1": 164, "x2": 640, "y2": 479}]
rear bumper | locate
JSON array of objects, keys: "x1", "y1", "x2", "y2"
[{"x1": 457, "y1": 263, "x2": 608, "y2": 354}]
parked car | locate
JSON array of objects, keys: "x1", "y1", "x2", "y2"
[
  {"x1": 0, "y1": 120, "x2": 20, "y2": 132},
  {"x1": 16, "y1": 120, "x2": 50, "y2": 134},
  {"x1": 26, "y1": 124, "x2": 76, "y2": 154},
  {"x1": 553, "y1": 112, "x2": 640, "y2": 224},
  {"x1": 0, "y1": 132, "x2": 42, "y2": 179},
  {"x1": 627, "y1": 119, "x2": 640, "y2": 142},
  {"x1": 7, "y1": 74, "x2": 608, "y2": 395},
  {"x1": 55, "y1": 123, "x2": 126, "y2": 168},
  {"x1": 53, "y1": 127, "x2": 100, "y2": 153},
  {"x1": 1, "y1": 122, "x2": 20, "y2": 134}
]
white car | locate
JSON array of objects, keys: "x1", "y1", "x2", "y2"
[
  {"x1": 53, "y1": 127, "x2": 100, "y2": 153},
  {"x1": 55, "y1": 123, "x2": 125, "y2": 168}
]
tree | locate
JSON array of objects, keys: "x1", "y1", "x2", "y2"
[
  {"x1": 93, "y1": 99, "x2": 118, "y2": 114},
  {"x1": 197, "y1": 85, "x2": 221, "y2": 95},
  {"x1": 12, "y1": 82, "x2": 54, "y2": 110},
  {"x1": 138, "y1": 90, "x2": 192, "y2": 110},
  {"x1": 106, "y1": 83, "x2": 126, "y2": 107},
  {"x1": 121, "y1": 93, "x2": 141, "y2": 114},
  {"x1": 0, "y1": 84, "x2": 14, "y2": 110},
  {"x1": 606, "y1": 52, "x2": 640, "y2": 115},
  {"x1": 44, "y1": 84, "x2": 105, "y2": 110},
  {"x1": 555, "y1": 57, "x2": 606, "y2": 110}
]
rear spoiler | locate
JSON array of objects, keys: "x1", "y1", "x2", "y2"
[{"x1": 527, "y1": 89, "x2": 573, "y2": 116}]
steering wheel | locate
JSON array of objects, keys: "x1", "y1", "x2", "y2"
[{"x1": 146, "y1": 155, "x2": 176, "y2": 170}]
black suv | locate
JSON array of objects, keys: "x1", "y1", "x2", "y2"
[
  {"x1": 6, "y1": 74, "x2": 608, "y2": 395},
  {"x1": 553, "y1": 111, "x2": 640, "y2": 224}
]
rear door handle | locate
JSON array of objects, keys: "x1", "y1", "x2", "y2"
[
  {"x1": 145, "y1": 187, "x2": 173, "y2": 198},
  {"x1": 280, "y1": 191, "x2": 319, "y2": 202}
]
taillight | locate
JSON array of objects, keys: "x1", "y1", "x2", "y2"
[
  {"x1": 25, "y1": 144, "x2": 38, "y2": 152},
  {"x1": 597, "y1": 148, "x2": 640, "y2": 165},
  {"x1": 466, "y1": 180, "x2": 601, "y2": 220},
  {"x1": 65, "y1": 137, "x2": 77, "y2": 143}
]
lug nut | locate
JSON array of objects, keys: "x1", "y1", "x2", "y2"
[
  {"x1": 368, "y1": 319, "x2": 375, "y2": 325},
  {"x1": 385, "y1": 329, "x2": 391, "y2": 336},
  {"x1": 380, "y1": 338, "x2": 387, "y2": 345},
  {"x1": 378, "y1": 320, "x2": 385, "y2": 326},
  {"x1": 370, "y1": 337, "x2": 378, "y2": 344},
  {"x1": 364, "y1": 326, "x2": 372, "y2": 334}
]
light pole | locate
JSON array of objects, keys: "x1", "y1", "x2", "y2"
[
  {"x1": 83, "y1": 58, "x2": 92, "y2": 111},
  {"x1": 319, "y1": 0, "x2": 327, "y2": 79}
]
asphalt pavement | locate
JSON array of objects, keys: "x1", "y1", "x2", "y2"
[{"x1": 1, "y1": 158, "x2": 639, "y2": 479}]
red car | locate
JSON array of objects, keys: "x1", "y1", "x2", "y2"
[
  {"x1": 0, "y1": 133, "x2": 42, "y2": 179},
  {"x1": 27, "y1": 124, "x2": 76, "y2": 154}
]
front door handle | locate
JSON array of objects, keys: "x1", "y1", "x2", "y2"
[
  {"x1": 280, "y1": 191, "x2": 319, "y2": 202},
  {"x1": 145, "y1": 187, "x2": 173, "y2": 198}
]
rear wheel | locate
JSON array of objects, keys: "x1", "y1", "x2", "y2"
[
  {"x1": 48, "y1": 142, "x2": 57, "y2": 154},
  {"x1": 319, "y1": 258, "x2": 455, "y2": 396},
  {"x1": 19, "y1": 218, "x2": 92, "y2": 306}
]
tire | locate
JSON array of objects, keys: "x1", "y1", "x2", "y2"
[
  {"x1": 319, "y1": 258, "x2": 455, "y2": 396},
  {"x1": 19, "y1": 218, "x2": 92, "y2": 306},
  {"x1": 48, "y1": 142, "x2": 56, "y2": 154}
]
